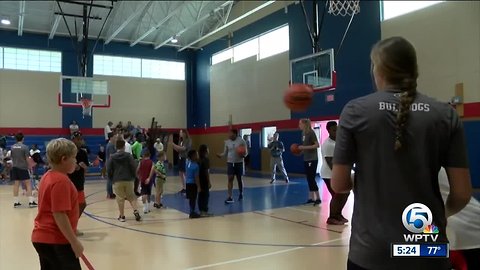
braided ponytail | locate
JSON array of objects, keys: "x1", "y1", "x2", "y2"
[
  {"x1": 371, "y1": 37, "x2": 419, "y2": 151},
  {"x1": 394, "y1": 78, "x2": 417, "y2": 151}
]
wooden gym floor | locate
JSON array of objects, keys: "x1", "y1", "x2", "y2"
[{"x1": 0, "y1": 173, "x2": 353, "y2": 270}]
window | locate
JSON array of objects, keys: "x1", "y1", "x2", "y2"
[
  {"x1": 142, "y1": 59, "x2": 185, "y2": 80},
  {"x1": 1, "y1": 47, "x2": 61, "y2": 72},
  {"x1": 382, "y1": 1, "x2": 444, "y2": 21},
  {"x1": 259, "y1": 25, "x2": 289, "y2": 60},
  {"x1": 262, "y1": 126, "x2": 276, "y2": 148},
  {"x1": 233, "y1": 38, "x2": 259, "y2": 63},
  {"x1": 211, "y1": 48, "x2": 233, "y2": 65},
  {"x1": 93, "y1": 55, "x2": 141, "y2": 77},
  {"x1": 211, "y1": 24, "x2": 290, "y2": 65},
  {"x1": 93, "y1": 55, "x2": 185, "y2": 80}
]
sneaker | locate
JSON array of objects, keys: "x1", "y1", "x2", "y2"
[
  {"x1": 133, "y1": 210, "x2": 142, "y2": 221},
  {"x1": 76, "y1": 230, "x2": 84, "y2": 236},
  {"x1": 327, "y1": 217, "x2": 346, "y2": 225},
  {"x1": 13, "y1": 202, "x2": 21, "y2": 208},
  {"x1": 313, "y1": 199, "x2": 322, "y2": 206},
  {"x1": 285, "y1": 179, "x2": 290, "y2": 183},
  {"x1": 270, "y1": 179, "x2": 276, "y2": 184},
  {"x1": 118, "y1": 215, "x2": 126, "y2": 222},
  {"x1": 179, "y1": 189, "x2": 186, "y2": 194},
  {"x1": 200, "y1": 211, "x2": 214, "y2": 217},
  {"x1": 153, "y1": 203, "x2": 164, "y2": 209},
  {"x1": 304, "y1": 199, "x2": 315, "y2": 204},
  {"x1": 224, "y1": 197, "x2": 234, "y2": 204},
  {"x1": 189, "y1": 212, "x2": 201, "y2": 219},
  {"x1": 338, "y1": 215, "x2": 349, "y2": 223},
  {"x1": 238, "y1": 194, "x2": 243, "y2": 201},
  {"x1": 29, "y1": 202, "x2": 38, "y2": 208}
]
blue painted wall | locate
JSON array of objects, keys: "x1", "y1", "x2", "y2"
[
  {"x1": 191, "y1": 1, "x2": 381, "y2": 129},
  {"x1": 0, "y1": 30, "x2": 192, "y2": 129}
]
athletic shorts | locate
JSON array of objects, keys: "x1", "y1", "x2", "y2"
[
  {"x1": 77, "y1": 191, "x2": 86, "y2": 204},
  {"x1": 227, "y1": 162, "x2": 244, "y2": 177},
  {"x1": 141, "y1": 180, "x2": 154, "y2": 196},
  {"x1": 10, "y1": 167, "x2": 30, "y2": 181},
  {"x1": 178, "y1": 158, "x2": 186, "y2": 172}
]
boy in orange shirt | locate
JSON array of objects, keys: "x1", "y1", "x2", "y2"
[{"x1": 31, "y1": 138, "x2": 84, "y2": 269}]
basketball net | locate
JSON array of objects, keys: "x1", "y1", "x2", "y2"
[
  {"x1": 328, "y1": 0, "x2": 360, "y2": 17},
  {"x1": 80, "y1": 98, "x2": 93, "y2": 119}
]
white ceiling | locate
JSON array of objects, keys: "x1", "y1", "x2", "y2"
[{"x1": 0, "y1": 1, "x2": 291, "y2": 51}]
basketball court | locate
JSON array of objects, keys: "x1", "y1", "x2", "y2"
[
  {"x1": 0, "y1": 1, "x2": 479, "y2": 270},
  {"x1": 0, "y1": 174, "x2": 353, "y2": 269}
]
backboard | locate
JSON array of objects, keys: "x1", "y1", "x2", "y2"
[
  {"x1": 58, "y1": 76, "x2": 111, "y2": 108},
  {"x1": 290, "y1": 49, "x2": 336, "y2": 91}
]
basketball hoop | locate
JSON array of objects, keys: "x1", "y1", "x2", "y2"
[
  {"x1": 80, "y1": 98, "x2": 93, "y2": 118},
  {"x1": 328, "y1": 0, "x2": 360, "y2": 17}
]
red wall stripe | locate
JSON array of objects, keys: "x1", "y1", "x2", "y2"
[{"x1": 1, "y1": 103, "x2": 479, "y2": 136}]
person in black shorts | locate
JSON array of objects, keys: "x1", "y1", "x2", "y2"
[
  {"x1": 332, "y1": 36, "x2": 472, "y2": 270},
  {"x1": 11, "y1": 133, "x2": 37, "y2": 208},
  {"x1": 216, "y1": 129, "x2": 248, "y2": 203}
]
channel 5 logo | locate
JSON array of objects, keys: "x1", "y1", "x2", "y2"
[{"x1": 402, "y1": 203, "x2": 439, "y2": 242}]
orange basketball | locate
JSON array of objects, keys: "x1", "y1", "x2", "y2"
[
  {"x1": 290, "y1": 143, "x2": 302, "y2": 155},
  {"x1": 283, "y1": 84, "x2": 314, "y2": 112},
  {"x1": 236, "y1": 145, "x2": 247, "y2": 157},
  {"x1": 92, "y1": 158, "x2": 100, "y2": 167}
]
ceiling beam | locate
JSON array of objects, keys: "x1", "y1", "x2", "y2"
[
  {"x1": 17, "y1": 1, "x2": 26, "y2": 36},
  {"x1": 57, "y1": 0, "x2": 114, "y2": 9},
  {"x1": 130, "y1": 1, "x2": 187, "y2": 47},
  {"x1": 178, "y1": 1, "x2": 276, "y2": 52},
  {"x1": 49, "y1": 15, "x2": 62, "y2": 39},
  {"x1": 105, "y1": 1, "x2": 153, "y2": 44},
  {"x1": 154, "y1": 1, "x2": 234, "y2": 50}
]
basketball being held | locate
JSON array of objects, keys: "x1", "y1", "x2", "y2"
[
  {"x1": 290, "y1": 143, "x2": 302, "y2": 155},
  {"x1": 283, "y1": 83, "x2": 314, "y2": 112},
  {"x1": 236, "y1": 145, "x2": 247, "y2": 157}
]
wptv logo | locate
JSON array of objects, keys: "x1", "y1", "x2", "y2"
[{"x1": 402, "y1": 203, "x2": 439, "y2": 242}]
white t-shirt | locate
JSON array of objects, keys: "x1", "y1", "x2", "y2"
[
  {"x1": 104, "y1": 125, "x2": 112, "y2": 140},
  {"x1": 69, "y1": 124, "x2": 79, "y2": 134},
  {"x1": 320, "y1": 137, "x2": 335, "y2": 179},
  {"x1": 154, "y1": 142, "x2": 164, "y2": 152},
  {"x1": 125, "y1": 142, "x2": 132, "y2": 155},
  {"x1": 438, "y1": 168, "x2": 480, "y2": 250}
]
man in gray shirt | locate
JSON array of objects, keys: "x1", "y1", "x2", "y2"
[
  {"x1": 11, "y1": 133, "x2": 37, "y2": 208},
  {"x1": 217, "y1": 129, "x2": 248, "y2": 203}
]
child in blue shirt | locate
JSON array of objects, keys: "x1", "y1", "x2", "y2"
[{"x1": 185, "y1": 150, "x2": 201, "y2": 218}]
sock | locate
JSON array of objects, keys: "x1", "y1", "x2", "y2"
[
  {"x1": 14, "y1": 196, "x2": 19, "y2": 204},
  {"x1": 29, "y1": 196, "x2": 35, "y2": 203}
]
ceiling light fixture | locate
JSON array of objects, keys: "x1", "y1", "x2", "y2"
[
  {"x1": 171, "y1": 36, "x2": 178, "y2": 44},
  {"x1": 1, "y1": 19, "x2": 11, "y2": 25}
]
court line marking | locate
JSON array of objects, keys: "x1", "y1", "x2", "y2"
[
  {"x1": 186, "y1": 236, "x2": 348, "y2": 270},
  {"x1": 84, "y1": 211, "x2": 348, "y2": 248},
  {"x1": 253, "y1": 211, "x2": 344, "y2": 234},
  {"x1": 285, "y1": 206, "x2": 324, "y2": 215}
]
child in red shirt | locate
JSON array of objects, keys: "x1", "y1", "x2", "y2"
[
  {"x1": 31, "y1": 138, "x2": 83, "y2": 269},
  {"x1": 137, "y1": 150, "x2": 154, "y2": 214}
]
